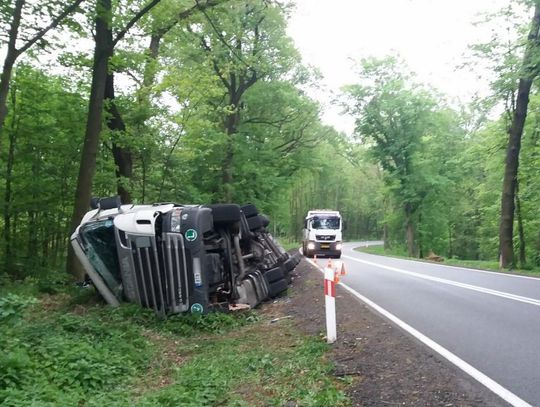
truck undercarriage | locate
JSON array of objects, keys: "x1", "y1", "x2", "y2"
[{"x1": 71, "y1": 198, "x2": 301, "y2": 316}]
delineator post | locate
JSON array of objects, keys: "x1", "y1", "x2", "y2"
[{"x1": 324, "y1": 263, "x2": 337, "y2": 343}]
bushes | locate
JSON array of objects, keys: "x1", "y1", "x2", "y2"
[
  {"x1": 0, "y1": 297, "x2": 153, "y2": 406},
  {"x1": 0, "y1": 289, "x2": 346, "y2": 406}
]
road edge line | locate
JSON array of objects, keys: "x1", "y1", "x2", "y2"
[
  {"x1": 350, "y1": 246, "x2": 540, "y2": 281},
  {"x1": 342, "y1": 255, "x2": 540, "y2": 307},
  {"x1": 306, "y1": 258, "x2": 532, "y2": 407}
]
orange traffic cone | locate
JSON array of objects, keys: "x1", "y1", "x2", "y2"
[
  {"x1": 340, "y1": 262, "x2": 346, "y2": 276},
  {"x1": 334, "y1": 270, "x2": 340, "y2": 284}
]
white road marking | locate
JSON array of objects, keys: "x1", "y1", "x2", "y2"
[
  {"x1": 306, "y1": 257, "x2": 533, "y2": 407},
  {"x1": 343, "y1": 255, "x2": 540, "y2": 307},
  {"x1": 346, "y1": 246, "x2": 540, "y2": 281}
]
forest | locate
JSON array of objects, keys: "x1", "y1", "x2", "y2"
[{"x1": 1, "y1": 0, "x2": 540, "y2": 285}]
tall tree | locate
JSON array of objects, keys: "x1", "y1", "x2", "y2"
[
  {"x1": 104, "y1": 0, "x2": 230, "y2": 203},
  {"x1": 499, "y1": 1, "x2": 540, "y2": 268},
  {"x1": 171, "y1": 0, "x2": 300, "y2": 202},
  {"x1": 343, "y1": 57, "x2": 437, "y2": 257},
  {"x1": 0, "y1": 0, "x2": 85, "y2": 149},
  {"x1": 66, "y1": 0, "x2": 233, "y2": 279},
  {"x1": 66, "y1": 0, "x2": 162, "y2": 279}
]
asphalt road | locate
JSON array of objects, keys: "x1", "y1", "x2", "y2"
[{"x1": 332, "y1": 242, "x2": 540, "y2": 406}]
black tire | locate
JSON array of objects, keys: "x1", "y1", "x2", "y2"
[
  {"x1": 247, "y1": 215, "x2": 263, "y2": 231},
  {"x1": 241, "y1": 203, "x2": 259, "y2": 218},
  {"x1": 90, "y1": 197, "x2": 100, "y2": 209},
  {"x1": 283, "y1": 258, "x2": 295, "y2": 272},
  {"x1": 263, "y1": 266, "x2": 285, "y2": 284},
  {"x1": 292, "y1": 252, "x2": 302, "y2": 265},
  {"x1": 268, "y1": 279, "x2": 288, "y2": 298},
  {"x1": 99, "y1": 196, "x2": 121, "y2": 210},
  {"x1": 259, "y1": 214, "x2": 270, "y2": 228},
  {"x1": 207, "y1": 204, "x2": 241, "y2": 224}
]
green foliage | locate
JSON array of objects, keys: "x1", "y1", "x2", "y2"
[
  {"x1": 0, "y1": 293, "x2": 37, "y2": 325},
  {"x1": 0, "y1": 303, "x2": 153, "y2": 405},
  {"x1": 0, "y1": 289, "x2": 346, "y2": 406},
  {"x1": 139, "y1": 325, "x2": 346, "y2": 407},
  {"x1": 1, "y1": 65, "x2": 87, "y2": 276}
]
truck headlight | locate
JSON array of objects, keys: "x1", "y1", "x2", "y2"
[
  {"x1": 170, "y1": 208, "x2": 182, "y2": 233},
  {"x1": 307, "y1": 242, "x2": 315, "y2": 250},
  {"x1": 335, "y1": 243, "x2": 342, "y2": 250}
]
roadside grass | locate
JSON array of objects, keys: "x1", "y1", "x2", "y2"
[
  {"x1": 0, "y1": 284, "x2": 348, "y2": 407},
  {"x1": 277, "y1": 237, "x2": 300, "y2": 251},
  {"x1": 356, "y1": 245, "x2": 540, "y2": 276}
]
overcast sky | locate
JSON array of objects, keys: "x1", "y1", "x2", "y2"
[{"x1": 286, "y1": 0, "x2": 512, "y2": 134}]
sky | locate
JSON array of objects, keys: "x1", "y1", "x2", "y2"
[{"x1": 286, "y1": 0, "x2": 512, "y2": 135}]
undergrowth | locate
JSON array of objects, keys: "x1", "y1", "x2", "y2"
[{"x1": 0, "y1": 285, "x2": 348, "y2": 406}]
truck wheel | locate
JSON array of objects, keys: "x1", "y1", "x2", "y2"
[
  {"x1": 240, "y1": 203, "x2": 259, "y2": 218},
  {"x1": 259, "y1": 214, "x2": 270, "y2": 228},
  {"x1": 268, "y1": 279, "x2": 288, "y2": 298},
  {"x1": 206, "y1": 204, "x2": 241, "y2": 233},
  {"x1": 98, "y1": 196, "x2": 122, "y2": 210},
  {"x1": 207, "y1": 204, "x2": 241, "y2": 224},
  {"x1": 283, "y1": 258, "x2": 295, "y2": 272},
  {"x1": 263, "y1": 266, "x2": 285, "y2": 284},
  {"x1": 247, "y1": 215, "x2": 263, "y2": 231}
]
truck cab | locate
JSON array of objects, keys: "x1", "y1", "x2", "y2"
[
  {"x1": 302, "y1": 210, "x2": 343, "y2": 258},
  {"x1": 70, "y1": 197, "x2": 301, "y2": 316}
]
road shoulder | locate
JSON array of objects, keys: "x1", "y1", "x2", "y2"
[{"x1": 275, "y1": 254, "x2": 509, "y2": 406}]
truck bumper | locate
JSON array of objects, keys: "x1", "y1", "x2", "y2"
[{"x1": 305, "y1": 241, "x2": 342, "y2": 258}]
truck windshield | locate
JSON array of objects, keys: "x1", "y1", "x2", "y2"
[
  {"x1": 80, "y1": 220, "x2": 122, "y2": 296},
  {"x1": 311, "y1": 217, "x2": 340, "y2": 230}
]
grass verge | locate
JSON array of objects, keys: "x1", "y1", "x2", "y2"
[
  {"x1": 0, "y1": 286, "x2": 348, "y2": 407},
  {"x1": 356, "y1": 245, "x2": 540, "y2": 277}
]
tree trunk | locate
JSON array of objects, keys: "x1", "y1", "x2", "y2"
[
  {"x1": 515, "y1": 179, "x2": 526, "y2": 267},
  {"x1": 405, "y1": 203, "x2": 416, "y2": 257},
  {"x1": 1, "y1": 0, "x2": 85, "y2": 147},
  {"x1": 499, "y1": 78, "x2": 532, "y2": 268},
  {"x1": 383, "y1": 196, "x2": 390, "y2": 249},
  {"x1": 105, "y1": 72, "x2": 133, "y2": 203},
  {"x1": 0, "y1": 0, "x2": 24, "y2": 150},
  {"x1": 66, "y1": 0, "x2": 113, "y2": 280},
  {"x1": 221, "y1": 104, "x2": 240, "y2": 202},
  {"x1": 447, "y1": 223, "x2": 454, "y2": 259},
  {"x1": 499, "y1": 2, "x2": 540, "y2": 269},
  {"x1": 3, "y1": 120, "x2": 16, "y2": 274}
]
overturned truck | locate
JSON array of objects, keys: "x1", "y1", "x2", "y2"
[{"x1": 71, "y1": 197, "x2": 301, "y2": 316}]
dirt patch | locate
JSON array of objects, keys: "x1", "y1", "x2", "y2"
[
  {"x1": 136, "y1": 330, "x2": 189, "y2": 392},
  {"x1": 264, "y1": 254, "x2": 509, "y2": 407}
]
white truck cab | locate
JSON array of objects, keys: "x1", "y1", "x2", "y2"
[{"x1": 302, "y1": 210, "x2": 343, "y2": 258}]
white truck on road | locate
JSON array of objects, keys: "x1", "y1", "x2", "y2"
[{"x1": 302, "y1": 210, "x2": 343, "y2": 258}]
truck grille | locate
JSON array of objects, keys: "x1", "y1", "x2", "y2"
[
  {"x1": 129, "y1": 233, "x2": 189, "y2": 315},
  {"x1": 162, "y1": 233, "x2": 190, "y2": 314},
  {"x1": 316, "y1": 235, "x2": 335, "y2": 241}
]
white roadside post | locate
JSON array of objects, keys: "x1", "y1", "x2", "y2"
[{"x1": 324, "y1": 261, "x2": 337, "y2": 344}]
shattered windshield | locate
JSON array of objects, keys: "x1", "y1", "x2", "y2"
[
  {"x1": 80, "y1": 220, "x2": 122, "y2": 295},
  {"x1": 311, "y1": 217, "x2": 340, "y2": 230}
]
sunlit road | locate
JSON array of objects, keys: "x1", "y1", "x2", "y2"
[{"x1": 323, "y1": 242, "x2": 540, "y2": 406}]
